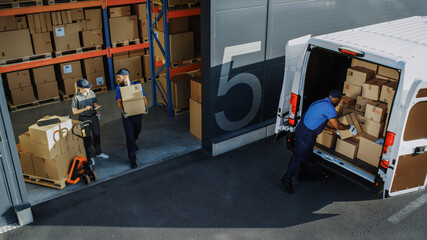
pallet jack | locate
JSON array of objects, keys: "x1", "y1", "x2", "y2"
[{"x1": 66, "y1": 120, "x2": 98, "y2": 185}]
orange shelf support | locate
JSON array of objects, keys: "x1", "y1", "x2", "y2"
[
  {"x1": 0, "y1": 1, "x2": 102, "y2": 17},
  {"x1": 169, "y1": 62, "x2": 200, "y2": 76},
  {"x1": 0, "y1": 50, "x2": 108, "y2": 74},
  {"x1": 167, "y1": 8, "x2": 200, "y2": 19},
  {"x1": 110, "y1": 42, "x2": 149, "y2": 54},
  {"x1": 106, "y1": 0, "x2": 146, "y2": 7}
]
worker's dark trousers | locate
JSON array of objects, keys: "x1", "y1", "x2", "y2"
[
  {"x1": 283, "y1": 122, "x2": 317, "y2": 183},
  {"x1": 122, "y1": 114, "x2": 143, "y2": 163},
  {"x1": 78, "y1": 114, "x2": 102, "y2": 158}
]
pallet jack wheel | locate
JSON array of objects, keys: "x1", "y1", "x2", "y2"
[
  {"x1": 92, "y1": 171, "x2": 98, "y2": 181},
  {"x1": 84, "y1": 175, "x2": 91, "y2": 185}
]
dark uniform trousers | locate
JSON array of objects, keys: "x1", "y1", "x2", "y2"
[
  {"x1": 78, "y1": 114, "x2": 102, "y2": 158},
  {"x1": 122, "y1": 114, "x2": 143, "y2": 163}
]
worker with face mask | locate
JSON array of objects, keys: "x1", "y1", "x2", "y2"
[{"x1": 71, "y1": 78, "x2": 109, "y2": 164}]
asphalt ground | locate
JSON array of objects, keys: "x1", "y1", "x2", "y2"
[{"x1": 1, "y1": 137, "x2": 426, "y2": 240}]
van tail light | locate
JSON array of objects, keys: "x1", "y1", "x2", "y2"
[
  {"x1": 288, "y1": 93, "x2": 300, "y2": 126},
  {"x1": 383, "y1": 132, "x2": 396, "y2": 154}
]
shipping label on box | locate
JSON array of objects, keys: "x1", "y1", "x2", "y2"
[
  {"x1": 343, "y1": 82, "x2": 362, "y2": 99},
  {"x1": 365, "y1": 102, "x2": 387, "y2": 123},
  {"x1": 86, "y1": 72, "x2": 105, "y2": 88},
  {"x1": 60, "y1": 60, "x2": 82, "y2": 78},
  {"x1": 362, "y1": 79, "x2": 389, "y2": 101},
  {"x1": 360, "y1": 117, "x2": 384, "y2": 138},
  {"x1": 346, "y1": 66, "x2": 375, "y2": 86},
  {"x1": 316, "y1": 130, "x2": 336, "y2": 148},
  {"x1": 53, "y1": 23, "x2": 81, "y2": 51},
  {"x1": 336, "y1": 138, "x2": 359, "y2": 159},
  {"x1": 357, "y1": 134, "x2": 383, "y2": 167}
]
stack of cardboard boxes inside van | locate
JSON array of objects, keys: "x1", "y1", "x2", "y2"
[
  {"x1": 17, "y1": 116, "x2": 86, "y2": 182},
  {"x1": 316, "y1": 59, "x2": 399, "y2": 167}
]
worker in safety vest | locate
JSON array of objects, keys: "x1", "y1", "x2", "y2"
[{"x1": 280, "y1": 89, "x2": 357, "y2": 194}]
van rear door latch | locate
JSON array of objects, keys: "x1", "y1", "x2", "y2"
[{"x1": 413, "y1": 146, "x2": 426, "y2": 156}]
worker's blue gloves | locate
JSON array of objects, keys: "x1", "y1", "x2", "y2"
[
  {"x1": 144, "y1": 106, "x2": 149, "y2": 115},
  {"x1": 349, "y1": 124, "x2": 357, "y2": 136},
  {"x1": 121, "y1": 110, "x2": 128, "y2": 118}
]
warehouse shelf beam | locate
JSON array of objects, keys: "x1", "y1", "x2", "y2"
[
  {"x1": 151, "y1": 6, "x2": 200, "y2": 19},
  {"x1": 106, "y1": 0, "x2": 146, "y2": 7},
  {"x1": 0, "y1": 1, "x2": 102, "y2": 17},
  {"x1": 170, "y1": 63, "x2": 201, "y2": 76}
]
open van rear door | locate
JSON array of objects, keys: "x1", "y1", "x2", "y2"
[
  {"x1": 275, "y1": 35, "x2": 311, "y2": 135},
  {"x1": 383, "y1": 80, "x2": 427, "y2": 197}
]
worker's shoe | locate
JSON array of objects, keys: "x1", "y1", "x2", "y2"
[
  {"x1": 280, "y1": 178, "x2": 294, "y2": 194},
  {"x1": 130, "y1": 161, "x2": 138, "y2": 169},
  {"x1": 97, "y1": 153, "x2": 109, "y2": 159}
]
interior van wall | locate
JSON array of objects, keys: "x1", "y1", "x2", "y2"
[{"x1": 203, "y1": 0, "x2": 427, "y2": 154}]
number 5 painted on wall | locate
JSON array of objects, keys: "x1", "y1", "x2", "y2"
[{"x1": 215, "y1": 41, "x2": 262, "y2": 132}]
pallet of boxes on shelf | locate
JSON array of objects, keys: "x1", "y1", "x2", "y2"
[
  {"x1": 315, "y1": 58, "x2": 399, "y2": 170},
  {"x1": 109, "y1": 5, "x2": 139, "y2": 48},
  {"x1": 0, "y1": 0, "x2": 43, "y2": 9},
  {"x1": 157, "y1": 72, "x2": 192, "y2": 115}
]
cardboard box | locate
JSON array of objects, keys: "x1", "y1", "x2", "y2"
[
  {"x1": 342, "y1": 81, "x2": 362, "y2": 99},
  {"x1": 357, "y1": 134, "x2": 383, "y2": 167},
  {"x1": 335, "y1": 96, "x2": 355, "y2": 114},
  {"x1": 84, "y1": 57, "x2": 104, "y2": 75},
  {"x1": 31, "y1": 32, "x2": 53, "y2": 54},
  {"x1": 85, "y1": 9, "x2": 102, "y2": 30},
  {"x1": 135, "y1": 3, "x2": 147, "y2": 20},
  {"x1": 378, "y1": 66, "x2": 399, "y2": 81},
  {"x1": 120, "y1": 84, "x2": 146, "y2": 116},
  {"x1": 0, "y1": 29, "x2": 34, "y2": 61},
  {"x1": 19, "y1": 132, "x2": 32, "y2": 153},
  {"x1": 139, "y1": 19, "x2": 148, "y2": 40},
  {"x1": 362, "y1": 79, "x2": 389, "y2": 101},
  {"x1": 59, "y1": 131, "x2": 74, "y2": 154},
  {"x1": 71, "y1": 8, "x2": 85, "y2": 21},
  {"x1": 113, "y1": 52, "x2": 129, "y2": 61},
  {"x1": 155, "y1": 30, "x2": 194, "y2": 64},
  {"x1": 53, "y1": 23, "x2": 81, "y2": 51},
  {"x1": 36, "y1": 81, "x2": 59, "y2": 100},
  {"x1": 6, "y1": 70, "x2": 31, "y2": 89},
  {"x1": 346, "y1": 66, "x2": 375, "y2": 86},
  {"x1": 29, "y1": 116, "x2": 72, "y2": 147},
  {"x1": 86, "y1": 72, "x2": 106, "y2": 88},
  {"x1": 316, "y1": 130, "x2": 336, "y2": 148},
  {"x1": 33, "y1": 65, "x2": 56, "y2": 85},
  {"x1": 337, "y1": 113, "x2": 362, "y2": 140},
  {"x1": 15, "y1": 16, "x2": 27, "y2": 30},
  {"x1": 60, "y1": 60, "x2": 82, "y2": 79},
  {"x1": 33, "y1": 149, "x2": 75, "y2": 180},
  {"x1": 365, "y1": 102, "x2": 387, "y2": 123},
  {"x1": 76, "y1": 19, "x2": 87, "y2": 31},
  {"x1": 0, "y1": 16, "x2": 17, "y2": 32},
  {"x1": 61, "y1": 76, "x2": 81, "y2": 95},
  {"x1": 380, "y1": 81, "x2": 397, "y2": 107},
  {"x1": 189, "y1": 98, "x2": 201, "y2": 140},
  {"x1": 113, "y1": 56, "x2": 143, "y2": 80},
  {"x1": 18, "y1": 151, "x2": 35, "y2": 175},
  {"x1": 31, "y1": 140, "x2": 62, "y2": 160},
  {"x1": 342, "y1": 108, "x2": 364, "y2": 123},
  {"x1": 360, "y1": 117, "x2": 384, "y2": 138},
  {"x1": 351, "y1": 58, "x2": 378, "y2": 72},
  {"x1": 335, "y1": 138, "x2": 359, "y2": 159},
  {"x1": 27, "y1": 13, "x2": 51, "y2": 34},
  {"x1": 158, "y1": 73, "x2": 191, "y2": 109},
  {"x1": 355, "y1": 96, "x2": 373, "y2": 112},
  {"x1": 153, "y1": 12, "x2": 189, "y2": 34},
  {"x1": 10, "y1": 87, "x2": 35, "y2": 105},
  {"x1": 109, "y1": 6, "x2": 131, "y2": 18},
  {"x1": 81, "y1": 29, "x2": 103, "y2": 47},
  {"x1": 60, "y1": 11, "x2": 69, "y2": 24},
  {"x1": 191, "y1": 76, "x2": 202, "y2": 103},
  {"x1": 50, "y1": 12, "x2": 59, "y2": 26},
  {"x1": 109, "y1": 15, "x2": 138, "y2": 43}
]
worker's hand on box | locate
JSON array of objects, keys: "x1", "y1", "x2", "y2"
[
  {"x1": 349, "y1": 124, "x2": 357, "y2": 135},
  {"x1": 121, "y1": 110, "x2": 128, "y2": 118}
]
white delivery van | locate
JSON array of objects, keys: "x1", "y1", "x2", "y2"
[{"x1": 275, "y1": 16, "x2": 427, "y2": 198}]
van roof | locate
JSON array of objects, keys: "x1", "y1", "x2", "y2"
[{"x1": 312, "y1": 16, "x2": 427, "y2": 64}]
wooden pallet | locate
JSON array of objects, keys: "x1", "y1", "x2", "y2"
[
  {"x1": 60, "y1": 86, "x2": 107, "y2": 101},
  {"x1": 47, "y1": 0, "x2": 81, "y2": 5},
  {"x1": 153, "y1": 1, "x2": 200, "y2": 10},
  {"x1": 112, "y1": 39, "x2": 140, "y2": 48},
  {"x1": 23, "y1": 174, "x2": 67, "y2": 189},
  {"x1": 0, "y1": 0, "x2": 43, "y2": 9},
  {"x1": 0, "y1": 53, "x2": 52, "y2": 66},
  {"x1": 8, "y1": 96, "x2": 60, "y2": 112},
  {"x1": 171, "y1": 57, "x2": 201, "y2": 68},
  {"x1": 159, "y1": 101, "x2": 189, "y2": 115},
  {"x1": 55, "y1": 45, "x2": 102, "y2": 57}
]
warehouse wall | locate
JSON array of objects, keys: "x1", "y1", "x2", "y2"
[{"x1": 202, "y1": 0, "x2": 427, "y2": 155}]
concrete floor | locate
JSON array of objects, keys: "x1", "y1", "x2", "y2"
[{"x1": 10, "y1": 82, "x2": 201, "y2": 205}]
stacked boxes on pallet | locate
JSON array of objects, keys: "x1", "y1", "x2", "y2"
[
  {"x1": 59, "y1": 61, "x2": 83, "y2": 95},
  {"x1": 83, "y1": 57, "x2": 106, "y2": 89},
  {"x1": 82, "y1": 8, "x2": 103, "y2": 48},
  {"x1": 158, "y1": 73, "x2": 192, "y2": 110},
  {"x1": 32, "y1": 65, "x2": 59, "y2": 100},
  {"x1": 0, "y1": 16, "x2": 34, "y2": 61},
  {"x1": 5, "y1": 70, "x2": 35, "y2": 105},
  {"x1": 316, "y1": 59, "x2": 399, "y2": 168},
  {"x1": 17, "y1": 116, "x2": 85, "y2": 181},
  {"x1": 27, "y1": 12, "x2": 53, "y2": 54}
]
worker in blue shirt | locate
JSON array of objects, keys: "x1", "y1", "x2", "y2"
[
  {"x1": 115, "y1": 68, "x2": 148, "y2": 169},
  {"x1": 280, "y1": 89, "x2": 357, "y2": 194}
]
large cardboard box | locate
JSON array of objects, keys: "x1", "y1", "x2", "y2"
[
  {"x1": 380, "y1": 81, "x2": 397, "y2": 112},
  {"x1": 85, "y1": 9, "x2": 102, "y2": 30},
  {"x1": 29, "y1": 116, "x2": 72, "y2": 146},
  {"x1": 61, "y1": 76, "x2": 81, "y2": 95},
  {"x1": 153, "y1": 12, "x2": 189, "y2": 34},
  {"x1": 351, "y1": 58, "x2": 378, "y2": 72},
  {"x1": 355, "y1": 95, "x2": 374, "y2": 112},
  {"x1": 0, "y1": 16, "x2": 18, "y2": 32},
  {"x1": 158, "y1": 73, "x2": 191, "y2": 109},
  {"x1": 139, "y1": 19, "x2": 148, "y2": 40},
  {"x1": 365, "y1": 102, "x2": 387, "y2": 123},
  {"x1": 189, "y1": 98, "x2": 201, "y2": 140},
  {"x1": 86, "y1": 72, "x2": 106, "y2": 88},
  {"x1": 120, "y1": 84, "x2": 146, "y2": 116},
  {"x1": 0, "y1": 29, "x2": 34, "y2": 60},
  {"x1": 19, "y1": 132, "x2": 32, "y2": 153},
  {"x1": 18, "y1": 151, "x2": 35, "y2": 176},
  {"x1": 53, "y1": 23, "x2": 81, "y2": 51},
  {"x1": 336, "y1": 138, "x2": 359, "y2": 159},
  {"x1": 190, "y1": 75, "x2": 202, "y2": 103},
  {"x1": 360, "y1": 117, "x2": 384, "y2": 138},
  {"x1": 76, "y1": 19, "x2": 87, "y2": 31},
  {"x1": 342, "y1": 108, "x2": 364, "y2": 123},
  {"x1": 377, "y1": 66, "x2": 399, "y2": 81},
  {"x1": 84, "y1": 57, "x2": 104, "y2": 75},
  {"x1": 33, "y1": 65, "x2": 56, "y2": 85},
  {"x1": 31, "y1": 140, "x2": 62, "y2": 160},
  {"x1": 155, "y1": 31, "x2": 194, "y2": 64},
  {"x1": 28, "y1": 13, "x2": 52, "y2": 34},
  {"x1": 342, "y1": 82, "x2": 362, "y2": 99},
  {"x1": 113, "y1": 56, "x2": 143, "y2": 80},
  {"x1": 346, "y1": 66, "x2": 374, "y2": 86},
  {"x1": 335, "y1": 96, "x2": 355, "y2": 114},
  {"x1": 10, "y1": 86, "x2": 35, "y2": 105},
  {"x1": 316, "y1": 130, "x2": 336, "y2": 148},
  {"x1": 362, "y1": 79, "x2": 389, "y2": 101},
  {"x1": 109, "y1": 6, "x2": 131, "y2": 18},
  {"x1": 33, "y1": 149, "x2": 75, "y2": 180},
  {"x1": 36, "y1": 81, "x2": 59, "y2": 100},
  {"x1": 71, "y1": 8, "x2": 85, "y2": 21},
  {"x1": 357, "y1": 134, "x2": 383, "y2": 167},
  {"x1": 60, "y1": 60, "x2": 82, "y2": 79},
  {"x1": 81, "y1": 29, "x2": 103, "y2": 47},
  {"x1": 135, "y1": 3, "x2": 147, "y2": 20},
  {"x1": 109, "y1": 15, "x2": 138, "y2": 43},
  {"x1": 337, "y1": 113, "x2": 362, "y2": 140},
  {"x1": 6, "y1": 70, "x2": 31, "y2": 89},
  {"x1": 31, "y1": 32, "x2": 53, "y2": 54}
]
